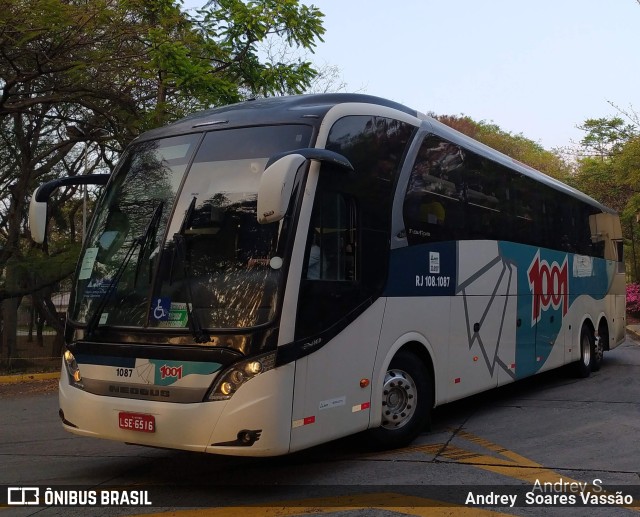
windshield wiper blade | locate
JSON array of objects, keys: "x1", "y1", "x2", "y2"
[
  {"x1": 133, "y1": 201, "x2": 164, "y2": 285},
  {"x1": 173, "y1": 196, "x2": 210, "y2": 343},
  {"x1": 85, "y1": 201, "x2": 164, "y2": 338},
  {"x1": 179, "y1": 195, "x2": 197, "y2": 235}
]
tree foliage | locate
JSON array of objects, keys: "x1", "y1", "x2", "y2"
[
  {"x1": 576, "y1": 117, "x2": 636, "y2": 159},
  {"x1": 570, "y1": 115, "x2": 640, "y2": 280},
  {"x1": 0, "y1": 0, "x2": 325, "y2": 357}
]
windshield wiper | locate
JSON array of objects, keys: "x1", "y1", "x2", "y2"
[
  {"x1": 85, "y1": 201, "x2": 164, "y2": 338},
  {"x1": 173, "y1": 196, "x2": 210, "y2": 343},
  {"x1": 133, "y1": 201, "x2": 164, "y2": 285}
]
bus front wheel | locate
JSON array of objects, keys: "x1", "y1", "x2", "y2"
[{"x1": 367, "y1": 350, "x2": 432, "y2": 449}]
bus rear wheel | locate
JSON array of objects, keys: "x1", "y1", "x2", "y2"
[
  {"x1": 367, "y1": 350, "x2": 432, "y2": 450},
  {"x1": 575, "y1": 324, "x2": 594, "y2": 378},
  {"x1": 592, "y1": 333, "x2": 604, "y2": 372}
]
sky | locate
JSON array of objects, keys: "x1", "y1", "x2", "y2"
[
  {"x1": 307, "y1": 0, "x2": 640, "y2": 151},
  {"x1": 186, "y1": 0, "x2": 640, "y2": 151}
]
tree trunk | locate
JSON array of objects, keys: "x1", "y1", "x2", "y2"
[
  {"x1": 1, "y1": 299, "x2": 19, "y2": 360},
  {"x1": 36, "y1": 304, "x2": 46, "y2": 347},
  {"x1": 32, "y1": 291, "x2": 65, "y2": 357},
  {"x1": 44, "y1": 295, "x2": 65, "y2": 357},
  {"x1": 28, "y1": 300, "x2": 35, "y2": 342},
  {"x1": 2, "y1": 259, "x2": 23, "y2": 359}
]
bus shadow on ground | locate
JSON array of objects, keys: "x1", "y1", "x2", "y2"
[{"x1": 431, "y1": 363, "x2": 582, "y2": 426}]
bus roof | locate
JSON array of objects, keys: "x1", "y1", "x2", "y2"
[
  {"x1": 135, "y1": 93, "x2": 614, "y2": 215},
  {"x1": 136, "y1": 93, "x2": 418, "y2": 142}
]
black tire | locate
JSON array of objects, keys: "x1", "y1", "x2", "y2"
[
  {"x1": 575, "y1": 324, "x2": 594, "y2": 378},
  {"x1": 591, "y1": 332, "x2": 604, "y2": 372},
  {"x1": 366, "y1": 350, "x2": 432, "y2": 450}
]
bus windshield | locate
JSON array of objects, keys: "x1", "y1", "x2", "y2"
[{"x1": 71, "y1": 125, "x2": 312, "y2": 332}]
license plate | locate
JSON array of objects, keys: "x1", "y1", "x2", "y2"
[{"x1": 118, "y1": 412, "x2": 155, "y2": 433}]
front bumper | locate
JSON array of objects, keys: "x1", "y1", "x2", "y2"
[{"x1": 58, "y1": 361, "x2": 295, "y2": 457}]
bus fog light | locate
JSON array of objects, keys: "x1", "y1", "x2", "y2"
[{"x1": 207, "y1": 351, "x2": 276, "y2": 401}]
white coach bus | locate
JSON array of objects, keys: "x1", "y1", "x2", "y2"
[{"x1": 29, "y1": 94, "x2": 626, "y2": 456}]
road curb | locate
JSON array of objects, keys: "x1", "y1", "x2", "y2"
[
  {"x1": 627, "y1": 326, "x2": 640, "y2": 342},
  {"x1": 0, "y1": 372, "x2": 59, "y2": 384}
]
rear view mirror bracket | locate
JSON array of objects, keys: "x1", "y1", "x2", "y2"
[{"x1": 29, "y1": 174, "x2": 110, "y2": 244}]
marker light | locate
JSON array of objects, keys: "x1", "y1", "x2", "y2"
[
  {"x1": 220, "y1": 382, "x2": 235, "y2": 396},
  {"x1": 207, "y1": 352, "x2": 276, "y2": 401},
  {"x1": 229, "y1": 370, "x2": 244, "y2": 384},
  {"x1": 63, "y1": 349, "x2": 82, "y2": 384},
  {"x1": 245, "y1": 361, "x2": 263, "y2": 375}
]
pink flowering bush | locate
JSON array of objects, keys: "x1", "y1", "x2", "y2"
[{"x1": 627, "y1": 283, "x2": 640, "y2": 314}]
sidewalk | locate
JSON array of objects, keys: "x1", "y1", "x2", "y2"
[{"x1": 626, "y1": 324, "x2": 640, "y2": 342}]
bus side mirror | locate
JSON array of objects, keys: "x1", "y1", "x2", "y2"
[
  {"x1": 257, "y1": 154, "x2": 306, "y2": 224},
  {"x1": 29, "y1": 186, "x2": 48, "y2": 244},
  {"x1": 257, "y1": 149, "x2": 353, "y2": 225},
  {"x1": 29, "y1": 174, "x2": 110, "y2": 244}
]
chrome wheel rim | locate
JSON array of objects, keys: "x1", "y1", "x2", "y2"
[
  {"x1": 582, "y1": 333, "x2": 591, "y2": 367},
  {"x1": 381, "y1": 368, "x2": 417, "y2": 430}
]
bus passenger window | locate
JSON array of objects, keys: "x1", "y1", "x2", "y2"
[
  {"x1": 403, "y1": 135, "x2": 466, "y2": 244},
  {"x1": 306, "y1": 231, "x2": 324, "y2": 280},
  {"x1": 304, "y1": 192, "x2": 356, "y2": 282}
]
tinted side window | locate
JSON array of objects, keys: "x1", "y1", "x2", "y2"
[
  {"x1": 295, "y1": 115, "x2": 414, "y2": 340},
  {"x1": 324, "y1": 115, "x2": 413, "y2": 289},
  {"x1": 404, "y1": 135, "x2": 607, "y2": 258},
  {"x1": 404, "y1": 136, "x2": 466, "y2": 244},
  {"x1": 296, "y1": 188, "x2": 359, "y2": 338},
  {"x1": 304, "y1": 192, "x2": 356, "y2": 282},
  {"x1": 325, "y1": 116, "x2": 412, "y2": 180},
  {"x1": 464, "y1": 153, "x2": 510, "y2": 241},
  {"x1": 403, "y1": 135, "x2": 510, "y2": 245},
  {"x1": 511, "y1": 173, "x2": 539, "y2": 247},
  {"x1": 325, "y1": 115, "x2": 413, "y2": 231}
]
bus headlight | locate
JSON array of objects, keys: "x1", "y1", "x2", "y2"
[
  {"x1": 63, "y1": 349, "x2": 83, "y2": 385},
  {"x1": 207, "y1": 351, "x2": 276, "y2": 401}
]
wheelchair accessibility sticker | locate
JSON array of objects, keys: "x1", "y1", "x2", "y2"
[
  {"x1": 151, "y1": 297, "x2": 171, "y2": 321},
  {"x1": 152, "y1": 299, "x2": 189, "y2": 328}
]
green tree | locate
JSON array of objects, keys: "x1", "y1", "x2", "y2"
[
  {"x1": 571, "y1": 116, "x2": 640, "y2": 280},
  {"x1": 616, "y1": 137, "x2": 640, "y2": 204},
  {"x1": 576, "y1": 117, "x2": 636, "y2": 160},
  {"x1": 0, "y1": 0, "x2": 325, "y2": 358},
  {"x1": 615, "y1": 136, "x2": 640, "y2": 281}
]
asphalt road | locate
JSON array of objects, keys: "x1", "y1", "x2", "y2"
[{"x1": 2, "y1": 336, "x2": 640, "y2": 517}]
